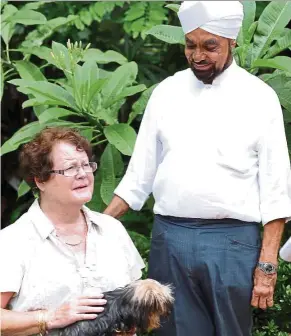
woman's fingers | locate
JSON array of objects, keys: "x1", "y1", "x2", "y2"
[
  {"x1": 76, "y1": 313, "x2": 98, "y2": 321},
  {"x1": 79, "y1": 294, "x2": 104, "y2": 300},
  {"x1": 78, "y1": 298, "x2": 107, "y2": 306},
  {"x1": 77, "y1": 306, "x2": 105, "y2": 314}
]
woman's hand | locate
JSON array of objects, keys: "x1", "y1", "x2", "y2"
[{"x1": 46, "y1": 294, "x2": 107, "y2": 330}]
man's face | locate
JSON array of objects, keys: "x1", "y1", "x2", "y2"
[{"x1": 185, "y1": 28, "x2": 235, "y2": 84}]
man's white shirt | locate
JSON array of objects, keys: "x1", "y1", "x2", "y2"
[{"x1": 115, "y1": 61, "x2": 291, "y2": 225}]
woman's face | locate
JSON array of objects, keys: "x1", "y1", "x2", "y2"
[{"x1": 38, "y1": 142, "x2": 94, "y2": 206}]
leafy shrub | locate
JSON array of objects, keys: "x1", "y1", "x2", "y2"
[{"x1": 1, "y1": 2, "x2": 291, "y2": 335}]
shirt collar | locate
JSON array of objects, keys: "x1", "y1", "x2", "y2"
[{"x1": 28, "y1": 199, "x2": 100, "y2": 240}]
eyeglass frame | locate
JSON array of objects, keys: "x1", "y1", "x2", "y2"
[{"x1": 49, "y1": 162, "x2": 98, "y2": 177}]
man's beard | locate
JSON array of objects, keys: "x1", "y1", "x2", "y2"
[
  {"x1": 189, "y1": 45, "x2": 233, "y2": 84},
  {"x1": 190, "y1": 62, "x2": 218, "y2": 83}
]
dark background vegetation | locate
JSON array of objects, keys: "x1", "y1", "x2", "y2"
[{"x1": 1, "y1": 2, "x2": 291, "y2": 335}]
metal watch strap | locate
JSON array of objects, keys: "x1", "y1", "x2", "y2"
[{"x1": 257, "y1": 262, "x2": 278, "y2": 274}]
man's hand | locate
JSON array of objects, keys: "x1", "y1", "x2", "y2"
[
  {"x1": 251, "y1": 218, "x2": 285, "y2": 310},
  {"x1": 103, "y1": 195, "x2": 130, "y2": 219},
  {"x1": 251, "y1": 267, "x2": 277, "y2": 309}
]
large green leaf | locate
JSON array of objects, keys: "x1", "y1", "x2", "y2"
[
  {"x1": 96, "y1": 98, "x2": 126, "y2": 126},
  {"x1": 124, "y1": 2, "x2": 146, "y2": 21},
  {"x1": 14, "y1": 61, "x2": 47, "y2": 117},
  {"x1": 1, "y1": 120, "x2": 88, "y2": 156},
  {"x1": 21, "y1": 16, "x2": 77, "y2": 49},
  {"x1": 237, "y1": 2, "x2": 256, "y2": 47},
  {"x1": 283, "y1": 109, "x2": 291, "y2": 123},
  {"x1": 86, "y1": 173, "x2": 105, "y2": 212},
  {"x1": 100, "y1": 144, "x2": 124, "y2": 205},
  {"x1": 104, "y1": 124, "x2": 137, "y2": 156},
  {"x1": 104, "y1": 84, "x2": 146, "y2": 109},
  {"x1": 8, "y1": 9, "x2": 46, "y2": 25},
  {"x1": 14, "y1": 60, "x2": 46, "y2": 82},
  {"x1": 127, "y1": 230, "x2": 150, "y2": 257},
  {"x1": 261, "y1": 71, "x2": 291, "y2": 112},
  {"x1": 12, "y1": 80, "x2": 79, "y2": 111},
  {"x1": 1, "y1": 4, "x2": 18, "y2": 45},
  {"x1": 38, "y1": 108, "x2": 77, "y2": 123},
  {"x1": 72, "y1": 64, "x2": 85, "y2": 110},
  {"x1": 0, "y1": 62, "x2": 3, "y2": 101},
  {"x1": 72, "y1": 60, "x2": 100, "y2": 111},
  {"x1": 264, "y1": 28, "x2": 291, "y2": 59},
  {"x1": 22, "y1": 98, "x2": 61, "y2": 109},
  {"x1": 18, "y1": 180, "x2": 31, "y2": 198},
  {"x1": 128, "y1": 84, "x2": 157, "y2": 124},
  {"x1": 252, "y1": 56, "x2": 291, "y2": 73},
  {"x1": 251, "y1": 2, "x2": 291, "y2": 63},
  {"x1": 146, "y1": 25, "x2": 185, "y2": 45},
  {"x1": 51, "y1": 41, "x2": 71, "y2": 73},
  {"x1": 101, "y1": 62, "x2": 138, "y2": 108},
  {"x1": 87, "y1": 79, "x2": 107, "y2": 111},
  {"x1": 23, "y1": 2, "x2": 45, "y2": 10},
  {"x1": 83, "y1": 49, "x2": 128, "y2": 65},
  {"x1": 1, "y1": 121, "x2": 44, "y2": 156},
  {"x1": 19, "y1": 46, "x2": 56, "y2": 65},
  {"x1": 165, "y1": 4, "x2": 180, "y2": 13}
]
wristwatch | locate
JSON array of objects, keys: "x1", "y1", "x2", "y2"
[{"x1": 257, "y1": 262, "x2": 278, "y2": 275}]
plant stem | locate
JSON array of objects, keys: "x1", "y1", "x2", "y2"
[
  {"x1": 3, "y1": 68, "x2": 15, "y2": 77},
  {"x1": 6, "y1": 44, "x2": 11, "y2": 64},
  {"x1": 91, "y1": 139, "x2": 107, "y2": 146},
  {"x1": 4, "y1": 72, "x2": 17, "y2": 81},
  {"x1": 91, "y1": 133, "x2": 103, "y2": 142}
]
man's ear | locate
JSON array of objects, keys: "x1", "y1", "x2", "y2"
[{"x1": 34, "y1": 177, "x2": 45, "y2": 192}]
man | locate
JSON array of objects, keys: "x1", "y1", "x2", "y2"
[{"x1": 104, "y1": 1, "x2": 291, "y2": 335}]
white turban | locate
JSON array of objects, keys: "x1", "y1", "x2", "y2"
[{"x1": 178, "y1": 1, "x2": 244, "y2": 39}]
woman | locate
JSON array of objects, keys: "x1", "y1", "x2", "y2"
[{"x1": 0, "y1": 127, "x2": 145, "y2": 335}]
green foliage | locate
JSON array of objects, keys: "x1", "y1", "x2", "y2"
[
  {"x1": 146, "y1": 25, "x2": 185, "y2": 45},
  {"x1": 1, "y1": 2, "x2": 291, "y2": 335},
  {"x1": 123, "y1": 2, "x2": 167, "y2": 39},
  {"x1": 76, "y1": 1, "x2": 123, "y2": 30},
  {"x1": 253, "y1": 255, "x2": 291, "y2": 335},
  {"x1": 1, "y1": 39, "x2": 150, "y2": 214}
]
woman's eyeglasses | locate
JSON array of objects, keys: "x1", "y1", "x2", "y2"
[{"x1": 49, "y1": 162, "x2": 97, "y2": 177}]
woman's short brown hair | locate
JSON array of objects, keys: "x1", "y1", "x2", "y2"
[{"x1": 20, "y1": 127, "x2": 92, "y2": 188}]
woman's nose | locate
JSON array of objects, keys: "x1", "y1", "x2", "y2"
[{"x1": 76, "y1": 166, "x2": 87, "y2": 178}]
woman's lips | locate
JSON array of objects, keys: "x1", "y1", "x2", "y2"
[{"x1": 74, "y1": 185, "x2": 87, "y2": 190}]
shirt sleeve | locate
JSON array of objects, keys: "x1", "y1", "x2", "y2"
[
  {"x1": 0, "y1": 228, "x2": 25, "y2": 294},
  {"x1": 280, "y1": 237, "x2": 291, "y2": 262},
  {"x1": 114, "y1": 88, "x2": 162, "y2": 210},
  {"x1": 258, "y1": 91, "x2": 291, "y2": 225}
]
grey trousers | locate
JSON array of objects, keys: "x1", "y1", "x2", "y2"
[{"x1": 148, "y1": 215, "x2": 261, "y2": 336}]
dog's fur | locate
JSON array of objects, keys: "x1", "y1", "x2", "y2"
[{"x1": 60, "y1": 279, "x2": 174, "y2": 336}]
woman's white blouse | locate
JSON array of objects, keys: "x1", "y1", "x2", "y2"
[{"x1": 0, "y1": 200, "x2": 145, "y2": 313}]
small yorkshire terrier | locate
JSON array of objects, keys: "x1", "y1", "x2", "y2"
[{"x1": 60, "y1": 279, "x2": 173, "y2": 336}]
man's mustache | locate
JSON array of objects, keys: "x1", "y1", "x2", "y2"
[{"x1": 191, "y1": 60, "x2": 213, "y2": 66}]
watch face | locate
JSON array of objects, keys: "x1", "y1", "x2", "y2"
[{"x1": 265, "y1": 264, "x2": 273, "y2": 273}]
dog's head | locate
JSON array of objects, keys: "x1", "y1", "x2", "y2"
[
  {"x1": 60, "y1": 279, "x2": 174, "y2": 336},
  {"x1": 113, "y1": 279, "x2": 174, "y2": 334}
]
